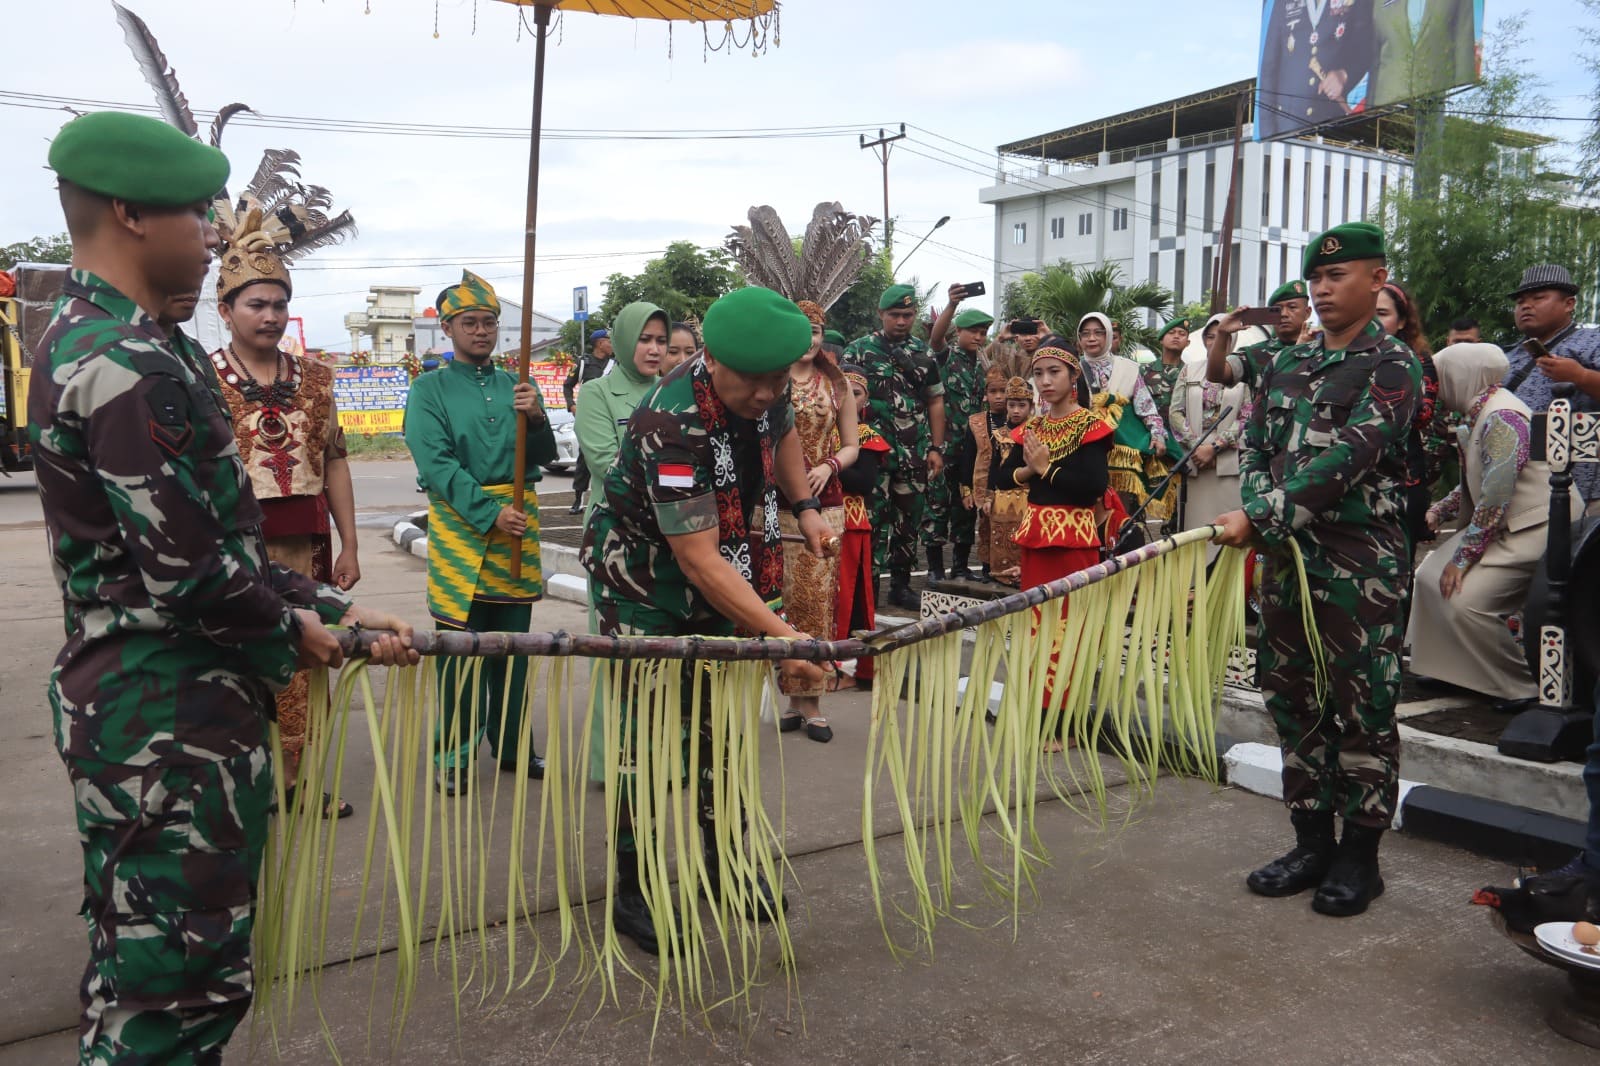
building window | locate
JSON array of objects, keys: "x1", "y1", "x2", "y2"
[
  {"x1": 1259, "y1": 243, "x2": 1270, "y2": 303},
  {"x1": 1149, "y1": 252, "x2": 1160, "y2": 287},
  {"x1": 1152, "y1": 172, "x2": 1162, "y2": 239},
  {"x1": 1361, "y1": 170, "x2": 1371, "y2": 221},
  {"x1": 1176, "y1": 166, "x2": 1189, "y2": 236},
  {"x1": 1323, "y1": 163, "x2": 1333, "y2": 230},
  {"x1": 1013, "y1": 222, "x2": 1027, "y2": 246},
  {"x1": 1203, "y1": 160, "x2": 1216, "y2": 233},
  {"x1": 1281, "y1": 156, "x2": 1292, "y2": 228},
  {"x1": 1201, "y1": 246, "x2": 1214, "y2": 303},
  {"x1": 1050, "y1": 216, "x2": 1065, "y2": 240},
  {"x1": 1112, "y1": 207, "x2": 1129, "y2": 231},
  {"x1": 1078, "y1": 212, "x2": 1093, "y2": 236},
  {"x1": 1261, "y1": 154, "x2": 1272, "y2": 224},
  {"x1": 1342, "y1": 168, "x2": 1351, "y2": 224},
  {"x1": 1174, "y1": 249, "x2": 1186, "y2": 304},
  {"x1": 1279, "y1": 243, "x2": 1290, "y2": 289},
  {"x1": 1302, "y1": 159, "x2": 1312, "y2": 230}
]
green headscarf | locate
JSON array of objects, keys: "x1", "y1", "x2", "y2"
[{"x1": 610, "y1": 300, "x2": 669, "y2": 386}]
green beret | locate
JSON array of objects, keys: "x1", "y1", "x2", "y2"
[
  {"x1": 1157, "y1": 316, "x2": 1190, "y2": 341},
  {"x1": 878, "y1": 283, "x2": 917, "y2": 311},
  {"x1": 703, "y1": 286, "x2": 813, "y2": 374},
  {"x1": 823, "y1": 329, "x2": 846, "y2": 346},
  {"x1": 1303, "y1": 222, "x2": 1386, "y2": 276},
  {"x1": 1268, "y1": 280, "x2": 1310, "y2": 306},
  {"x1": 48, "y1": 111, "x2": 229, "y2": 206},
  {"x1": 953, "y1": 308, "x2": 994, "y2": 330}
]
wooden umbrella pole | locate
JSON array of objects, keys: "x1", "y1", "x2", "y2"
[
  {"x1": 509, "y1": 1, "x2": 555, "y2": 582},
  {"x1": 338, "y1": 526, "x2": 1221, "y2": 662}
]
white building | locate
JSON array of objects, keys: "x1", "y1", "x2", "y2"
[{"x1": 980, "y1": 79, "x2": 1415, "y2": 317}]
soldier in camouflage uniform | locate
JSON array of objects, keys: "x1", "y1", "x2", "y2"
[
  {"x1": 1213, "y1": 223, "x2": 1419, "y2": 919},
  {"x1": 923, "y1": 288, "x2": 991, "y2": 582},
  {"x1": 844, "y1": 283, "x2": 947, "y2": 609},
  {"x1": 582, "y1": 286, "x2": 828, "y2": 955},
  {"x1": 30, "y1": 112, "x2": 417, "y2": 1065}
]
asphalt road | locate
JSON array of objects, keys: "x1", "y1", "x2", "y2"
[{"x1": 0, "y1": 458, "x2": 581, "y2": 534}]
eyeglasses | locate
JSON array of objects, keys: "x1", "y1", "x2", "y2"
[{"x1": 455, "y1": 318, "x2": 499, "y2": 334}]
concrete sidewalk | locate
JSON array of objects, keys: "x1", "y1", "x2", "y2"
[{"x1": 0, "y1": 524, "x2": 1589, "y2": 1063}]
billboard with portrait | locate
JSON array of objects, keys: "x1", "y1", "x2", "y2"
[{"x1": 1255, "y1": 0, "x2": 1484, "y2": 141}]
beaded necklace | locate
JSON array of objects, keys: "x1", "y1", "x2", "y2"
[{"x1": 213, "y1": 346, "x2": 301, "y2": 446}]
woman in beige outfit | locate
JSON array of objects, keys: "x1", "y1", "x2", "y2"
[{"x1": 1409, "y1": 343, "x2": 1574, "y2": 701}]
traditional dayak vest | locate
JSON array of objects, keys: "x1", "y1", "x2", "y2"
[{"x1": 1461, "y1": 387, "x2": 1561, "y2": 534}]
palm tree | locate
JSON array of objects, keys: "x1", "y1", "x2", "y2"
[{"x1": 1007, "y1": 262, "x2": 1174, "y2": 355}]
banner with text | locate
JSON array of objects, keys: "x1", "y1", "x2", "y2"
[{"x1": 335, "y1": 365, "x2": 409, "y2": 435}]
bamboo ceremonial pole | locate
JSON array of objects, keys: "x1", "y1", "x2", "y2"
[{"x1": 338, "y1": 525, "x2": 1223, "y2": 661}]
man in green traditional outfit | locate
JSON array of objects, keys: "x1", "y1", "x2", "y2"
[
  {"x1": 405, "y1": 270, "x2": 558, "y2": 795},
  {"x1": 1140, "y1": 316, "x2": 1190, "y2": 525},
  {"x1": 583, "y1": 285, "x2": 830, "y2": 955},
  {"x1": 924, "y1": 287, "x2": 991, "y2": 581}
]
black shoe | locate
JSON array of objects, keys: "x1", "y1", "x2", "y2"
[
  {"x1": 1312, "y1": 823, "x2": 1386, "y2": 917},
  {"x1": 612, "y1": 886, "x2": 660, "y2": 955},
  {"x1": 950, "y1": 545, "x2": 973, "y2": 582},
  {"x1": 1246, "y1": 810, "x2": 1336, "y2": 897},
  {"x1": 283, "y1": 785, "x2": 354, "y2": 819},
  {"x1": 1490, "y1": 696, "x2": 1539, "y2": 715},
  {"x1": 888, "y1": 570, "x2": 919, "y2": 610},
  {"x1": 434, "y1": 768, "x2": 471, "y2": 797},
  {"x1": 976, "y1": 564, "x2": 993, "y2": 584},
  {"x1": 568, "y1": 498, "x2": 584, "y2": 515},
  {"x1": 926, "y1": 545, "x2": 946, "y2": 583},
  {"x1": 499, "y1": 753, "x2": 546, "y2": 779}
]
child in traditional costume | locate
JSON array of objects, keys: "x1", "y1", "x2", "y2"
[
  {"x1": 984, "y1": 374, "x2": 1036, "y2": 586},
  {"x1": 835, "y1": 364, "x2": 891, "y2": 687},
  {"x1": 955, "y1": 342, "x2": 1026, "y2": 583}
]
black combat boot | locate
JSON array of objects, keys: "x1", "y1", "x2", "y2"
[
  {"x1": 612, "y1": 850, "x2": 660, "y2": 955},
  {"x1": 926, "y1": 544, "x2": 946, "y2": 583},
  {"x1": 1312, "y1": 822, "x2": 1386, "y2": 917},
  {"x1": 977, "y1": 563, "x2": 993, "y2": 584},
  {"x1": 950, "y1": 543, "x2": 973, "y2": 582},
  {"x1": 1246, "y1": 810, "x2": 1336, "y2": 898},
  {"x1": 888, "y1": 569, "x2": 919, "y2": 610},
  {"x1": 700, "y1": 825, "x2": 788, "y2": 923}
]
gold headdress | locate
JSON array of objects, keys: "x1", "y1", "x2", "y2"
[
  {"x1": 1004, "y1": 377, "x2": 1034, "y2": 402},
  {"x1": 214, "y1": 154, "x2": 355, "y2": 301}
]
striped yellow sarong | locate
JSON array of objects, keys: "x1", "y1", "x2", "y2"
[{"x1": 426, "y1": 482, "x2": 542, "y2": 627}]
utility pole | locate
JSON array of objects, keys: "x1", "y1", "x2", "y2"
[{"x1": 860, "y1": 123, "x2": 907, "y2": 254}]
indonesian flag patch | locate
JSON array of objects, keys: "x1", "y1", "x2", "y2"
[{"x1": 657, "y1": 462, "x2": 696, "y2": 489}]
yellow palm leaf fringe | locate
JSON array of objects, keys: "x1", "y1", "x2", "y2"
[{"x1": 251, "y1": 525, "x2": 1254, "y2": 1050}]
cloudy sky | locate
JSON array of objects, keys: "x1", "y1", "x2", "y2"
[{"x1": 3, "y1": 0, "x2": 1594, "y2": 349}]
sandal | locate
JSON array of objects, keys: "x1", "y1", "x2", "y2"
[
  {"x1": 285, "y1": 785, "x2": 354, "y2": 820},
  {"x1": 803, "y1": 715, "x2": 833, "y2": 744},
  {"x1": 779, "y1": 708, "x2": 804, "y2": 733}
]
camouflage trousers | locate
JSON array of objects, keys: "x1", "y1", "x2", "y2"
[
  {"x1": 870, "y1": 457, "x2": 927, "y2": 574},
  {"x1": 66, "y1": 746, "x2": 274, "y2": 1065},
  {"x1": 1256, "y1": 557, "x2": 1404, "y2": 828},
  {"x1": 595, "y1": 601, "x2": 736, "y2": 855},
  {"x1": 920, "y1": 466, "x2": 977, "y2": 553}
]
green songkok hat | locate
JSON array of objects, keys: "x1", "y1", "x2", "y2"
[
  {"x1": 48, "y1": 111, "x2": 229, "y2": 206},
  {"x1": 953, "y1": 308, "x2": 995, "y2": 330},
  {"x1": 1268, "y1": 280, "x2": 1309, "y2": 306},
  {"x1": 1303, "y1": 222, "x2": 1386, "y2": 276},
  {"x1": 1157, "y1": 316, "x2": 1189, "y2": 341},
  {"x1": 436, "y1": 270, "x2": 501, "y2": 321},
  {"x1": 878, "y1": 283, "x2": 917, "y2": 311},
  {"x1": 823, "y1": 329, "x2": 846, "y2": 346},
  {"x1": 703, "y1": 287, "x2": 813, "y2": 374}
]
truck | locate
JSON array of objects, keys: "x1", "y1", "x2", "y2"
[{"x1": 0, "y1": 262, "x2": 67, "y2": 473}]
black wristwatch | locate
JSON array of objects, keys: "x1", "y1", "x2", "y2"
[
  {"x1": 928, "y1": 443, "x2": 944, "y2": 455},
  {"x1": 790, "y1": 496, "x2": 822, "y2": 518}
]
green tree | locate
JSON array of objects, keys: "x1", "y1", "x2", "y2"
[
  {"x1": 1006, "y1": 262, "x2": 1174, "y2": 353},
  {"x1": 597, "y1": 241, "x2": 741, "y2": 324},
  {"x1": 2, "y1": 233, "x2": 71, "y2": 269},
  {"x1": 1576, "y1": 0, "x2": 1600, "y2": 196},
  {"x1": 552, "y1": 317, "x2": 607, "y2": 360},
  {"x1": 1382, "y1": 16, "x2": 1600, "y2": 342}
]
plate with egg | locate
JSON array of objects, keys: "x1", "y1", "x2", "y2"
[{"x1": 1535, "y1": 920, "x2": 1600, "y2": 969}]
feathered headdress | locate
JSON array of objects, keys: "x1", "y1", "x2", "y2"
[
  {"x1": 112, "y1": 3, "x2": 355, "y2": 300},
  {"x1": 725, "y1": 202, "x2": 878, "y2": 311},
  {"x1": 982, "y1": 340, "x2": 1028, "y2": 385}
]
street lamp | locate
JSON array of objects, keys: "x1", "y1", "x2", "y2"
[{"x1": 894, "y1": 215, "x2": 951, "y2": 273}]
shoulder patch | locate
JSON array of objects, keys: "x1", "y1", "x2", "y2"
[
  {"x1": 1369, "y1": 358, "x2": 1413, "y2": 406},
  {"x1": 145, "y1": 376, "x2": 193, "y2": 457}
]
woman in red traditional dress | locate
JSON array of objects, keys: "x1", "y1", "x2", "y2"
[
  {"x1": 994, "y1": 344, "x2": 1121, "y2": 749},
  {"x1": 834, "y1": 364, "x2": 891, "y2": 689}
]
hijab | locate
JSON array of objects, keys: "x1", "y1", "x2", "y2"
[
  {"x1": 1434, "y1": 342, "x2": 1509, "y2": 415},
  {"x1": 1077, "y1": 312, "x2": 1114, "y2": 360},
  {"x1": 610, "y1": 300, "x2": 668, "y2": 386}
]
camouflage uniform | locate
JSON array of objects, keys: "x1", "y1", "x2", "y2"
[
  {"x1": 1230, "y1": 318, "x2": 1420, "y2": 828},
  {"x1": 29, "y1": 271, "x2": 353, "y2": 1064},
  {"x1": 922, "y1": 344, "x2": 985, "y2": 555},
  {"x1": 1140, "y1": 359, "x2": 1185, "y2": 522},
  {"x1": 582, "y1": 358, "x2": 792, "y2": 849},
  {"x1": 843, "y1": 331, "x2": 943, "y2": 573}
]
